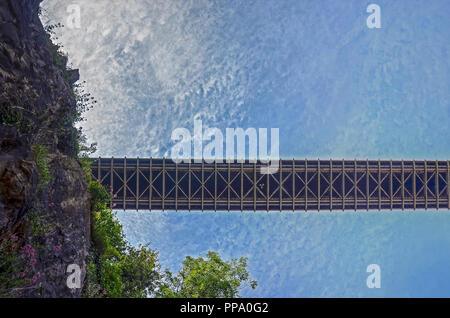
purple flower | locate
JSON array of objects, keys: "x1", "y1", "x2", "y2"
[
  {"x1": 11, "y1": 235, "x2": 18, "y2": 241},
  {"x1": 30, "y1": 258, "x2": 37, "y2": 265},
  {"x1": 31, "y1": 272, "x2": 41, "y2": 284}
]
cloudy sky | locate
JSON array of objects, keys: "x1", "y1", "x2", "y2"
[{"x1": 42, "y1": 0, "x2": 450, "y2": 297}]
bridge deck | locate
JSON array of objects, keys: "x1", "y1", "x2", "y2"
[{"x1": 90, "y1": 158, "x2": 450, "y2": 211}]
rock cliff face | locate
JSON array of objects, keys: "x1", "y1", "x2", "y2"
[{"x1": 0, "y1": 0, "x2": 91, "y2": 297}]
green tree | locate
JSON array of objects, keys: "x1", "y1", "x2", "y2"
[
  {"x1": 157, "y1": 251, "x2": 257, "y2": 298},
  {"x1": 120, "y1": 244, "x2": 161, "y2": 298}
]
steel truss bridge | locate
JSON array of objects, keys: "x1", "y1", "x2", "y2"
[{"x1": 90, "y1": 158, "x2": 450, "y2": 212}]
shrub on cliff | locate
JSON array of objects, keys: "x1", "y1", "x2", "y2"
[
  {"x1": 32, "y1": 145, "x2": 50, "y2": 190},
  {"x1": 84, "y1": 180, "x2": 160, "y2": 298}
]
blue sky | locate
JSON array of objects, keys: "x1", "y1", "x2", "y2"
[{"x1": 42, "y1": 0, "x2": 450, "y2": 297}]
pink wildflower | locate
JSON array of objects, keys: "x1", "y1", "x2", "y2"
[
  {"x1": 102, "y1": 290, "x2": 107, "y2": 295},
  {"x1": 49, "y1": 202, "x2": 55, "y2": 207},
  {"x1": 30, "y1": 258, "x2": 37, "y2": 265},
  {"x1": 55, "y1": 245, "x2": 61, "y2": 251},
  {"x1": 11, "y1": 235, "x2": 18, "y2": 241},
  {"x1": 20, "y1": 272, "x2": 25, "y2": 278},
  {"x1": 113, "y1": 194, "x2": 117, "y2": 198},
  {"x1": 31, "y1": 272, "x2": 41, "y2": 284},
  {"x1": 112, "y1": 203, "x2": 117, "y2": 208}
]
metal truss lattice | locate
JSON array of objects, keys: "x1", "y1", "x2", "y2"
[{"x1": 90, "y1": 158, "x2": 450, "y2": 211}]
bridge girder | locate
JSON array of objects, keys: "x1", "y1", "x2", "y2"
[{"x1": 90, "y1": 158, "x2": 450, "y2": 212}]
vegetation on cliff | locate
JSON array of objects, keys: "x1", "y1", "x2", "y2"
[
  {"x1": 82, "y1": 171, "x2": 257, "y2": 298},
  {"x1": 0, "y1": 0, "x2": 92, "y2": 296}
]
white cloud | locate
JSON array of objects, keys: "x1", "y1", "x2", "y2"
[{"x1": 42, "y1": 0, "x2": 249, "y2": 157}]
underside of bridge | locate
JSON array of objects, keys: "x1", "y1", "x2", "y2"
[{"x1": 90, "y1": 158, "x2": 450, "y2": 211}]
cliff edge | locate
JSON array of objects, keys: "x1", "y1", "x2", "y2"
[{"x1": 0, "y1": 0, "x2": 90, "y2": 297}]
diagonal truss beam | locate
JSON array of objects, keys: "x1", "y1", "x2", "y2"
[{"x1": 91, "y1": 158, "x2": 450, "y2": 212}]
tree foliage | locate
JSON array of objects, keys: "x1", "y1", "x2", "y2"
[
  {"x1": 85, "y1": 181, "x2": 257, "y2": 298},
  {"x1": 120, "y1": 244, "x2": 160, "y2": 298},
  {"x1": 157, "y1": 251, "x2": 257, "y2": 298}
]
